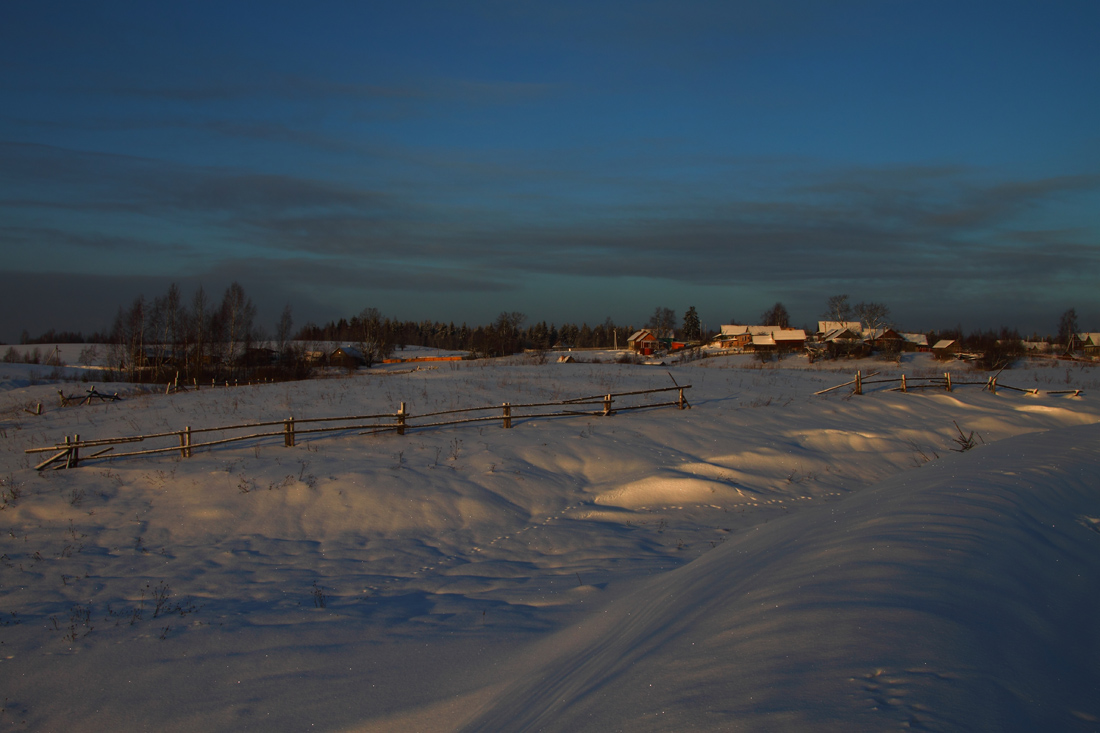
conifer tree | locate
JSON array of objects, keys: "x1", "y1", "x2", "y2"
[{"x1": 682, "y1": 306, "x2": 701, "y2": 341}]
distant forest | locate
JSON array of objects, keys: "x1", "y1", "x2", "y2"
[
  {"x1": 9, "y1": 282, "x2": 1077, "y2": 385},
  {"x1": 8, "y1": 282, "x2": 648, "y2": 384}
]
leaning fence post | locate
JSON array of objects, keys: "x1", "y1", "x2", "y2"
[
  {"x1": 284, "y1": 417, "x2": 295, "y2": 447},
  {"x1": 503, "y1": 402, "x2": 512, "y2": 429},
  {"x1": 397, "y1": 402, "x2": 406, "y2": 435},
  {"x1": 945, "y1": 372, "x2": 952, "y2": 392},
  {"x1": 855, "y1": 370, "x2": 862, "y2": 395}
]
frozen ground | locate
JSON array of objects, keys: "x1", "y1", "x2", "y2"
[{"x1": 0, "y1": 351, "x2": 1098, "y2": 731}]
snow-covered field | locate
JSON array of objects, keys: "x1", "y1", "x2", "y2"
[{"x1": 1, "y1": 352, "x2": 1098, "y2": 731}]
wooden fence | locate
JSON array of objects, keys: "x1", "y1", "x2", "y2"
[
  {"x1": 815, "y1": 369, "x2": 1083, "y2": 397},
  {"x1": 26, "y1": 385, "x2": 691, "y2": 470}
]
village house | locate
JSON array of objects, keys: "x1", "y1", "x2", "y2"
[
  {"x1": 714, "y1": 325, "x2": 774, "y2": 350},
  {"x1": 627, "y1": 329, "x2": 660, "y2": 355},
  {"x1": 817, "y1": 324, "x2": 862, "y2": 345},
  {"x1": 863, "y1": 327, "x2": 905, "y2": 351},
  {"x1": 817, "y1": 321, "x2": 862, "y2": 337},
  {"x1": 900, "y1": 333, "x2": 929, "y2": 352},
  {"x1": 239, "y1": 346, "x2": 276, "y2": 367},
  {"x1": 773, "y1": 329, "x2": 807, "y2": 352},
  {"x1": 1078, "y1": 333, "x2": 1100, "y2": 357},
  {"x1": 330, "y1": 345, "x2": 365, "y2": 369},
  {"x1": 750, "y1": 333, "x2": 776, "y2": 352}
]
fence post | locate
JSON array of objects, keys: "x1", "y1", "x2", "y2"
[
  {"x1": 989, "y1": 377, "x2": 997, "y2": 395},
  {"x1": 284, "y1": 417, "x2": 295, "y2": 447},
  {"x1": 69, "y1": 434, "x2": 80, "y2": 469},
  {"x1": 945, "y1": 372, "x2": 952, "y2": 392},
  {"x1": 397, "y1": 402, "x2": 406, "y2": 435},
  {"x1": 855, "y1": 370, "x2": 862, "y2": 395},
  {"x1": 678, "y1": 387, "x2": 686, "y2": 409},
  {"x1": 901, "y1": 374, "x2": 907, "y2": 393},
  {"x1": 503, "y1": 403, "x2": 512, "y2": 429},
  {"x1": 185, "y1": 426, "x2": 192, "y2": 457},
  {"x1": 179, "y1": 429, "x2": 188, "y2": 458},
  {"x1": 603, "y1": 394, "x2": 613, "y2": 416}
]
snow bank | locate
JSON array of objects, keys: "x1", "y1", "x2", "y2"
[{"x1": 457, "y1": 423, "x2": 1100, "y2": 732}]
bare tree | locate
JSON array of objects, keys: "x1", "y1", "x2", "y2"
[
  {"x1": 646, "y1": 307, "x2": 676, "y2": 337},
  {"x1": 354, "y1": 307, "x2": 392, "y2": 366},
  {"x1": 220, "y1": 282, "x2": 256, "y2": 368},
  {"x1": 494, "y1": 311, "x2": 527, "y2": 355},
  {"x1": 824, "y1": 294, "x2": 852, "y2": 322},
  {"x1": 108, "y1": 296, "x2": 147, "y2": 381},
  {"x1": 760, "y1": 302, "x2": 790, "y2": 328},
  {"x1": 1058, "y1": 307, "x2": 1079, "y2": 353},
  {"x1": 187, "y1": 286, "x2": 211, "y2": 377},
  {"x1": 276, "y1": 304, "x2": 294, "y2": 356},
  {"x1": 148, "y1": 283, "x2": 183, "y2": 378},
  {"x1": 854, "y1": 301, "x2": 891, "y2": 335}
]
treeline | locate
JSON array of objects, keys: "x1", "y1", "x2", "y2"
[
  {"x1": 17, "y1": 328, "x2": 111, "y2": 345},
  {"x1": 14, "y1": 281, "x2": 642, "y2": 383},
  {"x1": 295, "y1": 313, "x2": 635, "y2": 357}
]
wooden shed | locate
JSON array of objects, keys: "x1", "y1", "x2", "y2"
[{"x1": 932, "y1": 339, "x2": 958, "y2": 359}]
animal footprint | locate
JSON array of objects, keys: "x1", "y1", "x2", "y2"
[{"x1": 855, "y1": 667, "x2": 956, "y2": 730}]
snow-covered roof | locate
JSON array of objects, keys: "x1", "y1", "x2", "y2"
[
  {"x1": 932, "y1": 339, "x2": 956, "y2": 350},
  {"x1": 773, "y1": 329, "x2": 806, "y2": 342},
  {"x1": 1077, "y1": 332, "x2": 1100, "y2": 346},
  {"x1": 332, "y1": 345, "x2": 364, "y2": 359},
  {"x1": 822, "y1": 328, "x2": 860, "y2": 342},
  {"x1": 862, "y1": 327, "x2": 900, "y2": 340},
  {"x1": 627, "y1": 329, "x2": 657, "y2": 343},
  {"x1": 818, "y1": 320, "x2": 861, "y2": 334},
  {"x1": 751, "y1": 334, "x2": 776, "y2": 346},
  {"x1": 723, "y1": 324, "x2": 775, "y2": 336},
  {"x1": 901, "y1": 333, "x2": 928, "y2": 346}
]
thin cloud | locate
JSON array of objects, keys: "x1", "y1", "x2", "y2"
[{"x1": 2, "y1": 141, "x2": 1097, "y2": 325}]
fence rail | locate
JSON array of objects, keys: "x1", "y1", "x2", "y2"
[
  {"x1": 815, "y1": 369, "x2": 1082, "y2": 398},
  {"x1": 26, "y1": 385, "x2": 691, "y2": 470}
]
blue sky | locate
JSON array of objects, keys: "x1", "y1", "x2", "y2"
[{"x1": 1, "y1": 1, "x2": 1098, "y2": 341}]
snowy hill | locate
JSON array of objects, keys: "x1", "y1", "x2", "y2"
[{"x1": 0, "y1": 354, "x2": 1096, "y2": 730}]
